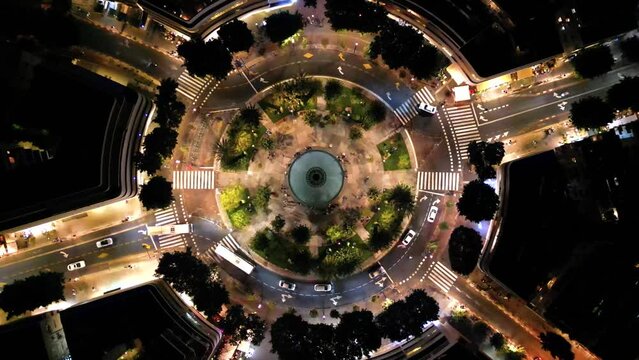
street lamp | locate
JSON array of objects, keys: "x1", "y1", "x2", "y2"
[{"x1": 354, "y1": 42, "x2": 359, "y2": 53}]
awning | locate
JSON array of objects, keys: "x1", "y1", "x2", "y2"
[{"x1": 476, "y1": 74, "x2": 511, "y2": 92}]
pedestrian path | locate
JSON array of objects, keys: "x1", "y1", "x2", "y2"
[
  {"x1": 156, "y1": 234, "x2": 187, "y2": 250},
  {"x1": 424, "y1": 261, "x2": 458, "y2": 293},
  {"x1": 201, "y1": 234, "x2": 243, "y2": 263},
  {"x1": 153, "y1": 204, "x2": 179, "y2": 226},
  {"x1": 393, "y1": 86, "x2": 436, "y2": 125},
  {"x1": 176, "y1": 72, "x2": 214, "y2": 102},
  {"x1": 172, "y1": 170, "x2": 215, "y2": 190},
  {"x1": 442, "y1": 104, "x2": 482, "y2": 163},
  {"x1": 417, "y1": 171, "x2": 460, "y2": 192}
]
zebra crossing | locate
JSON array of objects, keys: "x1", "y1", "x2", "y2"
[
  {"x1": 201, "y1": 234, "x2": 243, "y2": 263},
  {"x1": 153, "y1": 204, "x2": 187, "y2": 250},
  {"x1": 393, "y1": 87, "x2": 436, "y2": 125},
  {"x1": 417, "y1": 171, "x2": 460, "y2": 192},
  {"x1": 154, "y1": 205, "x2": 179, "y2": 226},
  {"x1": 424, "y1": 261, "x2": 458, "y2": 293},
  {"x1": 172, "y1": 170, "x2": 215, "y2": 190},
  {"x1": 442, "y1": 104, "x2": 482, "y2": 162},
  {"x1": 176, "y1": 72, "x2": 214, "y2": 102}
]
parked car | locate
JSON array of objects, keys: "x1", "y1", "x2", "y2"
[
  {"x1": 368, "y1": 266, "x2": 384, "y2": 279},
  {"x1": 427, "y1": 206, "x2": 439, "y2": 223},
  {"x1": 67, "y1": 261, "x2": 86, "y2": 271},
  {"x1": 417, "y1": 102, "x2": 437, "y2": 116},
  {"x1": 96, "y1": 238, "x2": 114, "y2": 248},
  {"x1": 278, "y1": 280, "x2": 296, "y2": 291},
  {"x1": 401, "y1": 230, "x2": 416, "y2": 246}
]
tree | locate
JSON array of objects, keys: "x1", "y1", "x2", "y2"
[
  {"x1": 467, "y1": 141, "x2": 504, "y2": 180},
  {"x1": 490, "y1": 332, "x2": 506, "y2": 350},
  {"x1": 303, "y1": 0, "x2": 317, "y2": 8},
  {"x1": 0, "y1": 272, "x2": 65, "y2": 318},
  {"x1": 218, "y1": 20, "x2": 254, "y2": 53},
  {"x1": 219, "y1": 304, "x2": 267, "y2": 345},
  {"x1": 404, "y1": 289, "x2": 440, "y2": 323},
  {"x1": 324, "y1": 0, "x2": 388, "y2": 33},
  {"x1": 143, "y1": 126, "x2": 178, "y2": 158},
  {"x1": 376, "y1": 289, "x2": 439, "y2": 341},
  {"x1": 333, "y1": 311, "x2": 381, "y2": 360},
  {"x1": 368, "y1": 225, "x2": 394, "y2": 251},
  {"x1": 220, "y1": 185, "x2": 249, "y2": 212},
  {"x1": 291, "y1": 224, "x2": 311, "y2": 244},
  {"x1": 177, "y1": 38, "x2": 233, "y2": 80},
  {"x1": 387, "y1": 184, "x2": 415, "y2": 214},
  {"x1": 349, "y1": 126, "x2": 363, "y2": 140},
  {"x1": 571, "y1": 45, "x2": 614, "y2": 78},
  {"x1": 155, "y1": 248, "x2": 211, "y2": 294},
  {"x1": 307, "y1": 323, "x2": 338, "y2": 360},
  {"x1": 329, "y1": 309, "x2": 340, "y2": 318},
  {"x1": 620, "y1": 36, "x2": 639, "y2": 62},
  {"x1": 448, "y1": 226, "x2": 483, "y2": 275},
  {"x1": 270, "y1": 312, "x2": 313, "y2": 360},
  {"x1": 607, "y1": 76, "x2": 639, "y2": 112},
  {"x1": 539, "y1": 332, "x2": 574, "y2": 360},
  {"x1": 254, "y1": 185, "x2": 271, "y2": 212},
  {"x1": 457, "y1": 180, "x2": 500, "y2": 222},
  {"x1": 264, "y1": 11, "x2": 304, "y2": 44},
  {"x1": 237, "y1": 106, "x2": 262, "y2": 127},
  {"x1": 134, "y1": 151, "x2": 163, "y2": 175},
  {"x1": 569, "y1": 96, "x2": 614, "y2": 130},
  {"x1": 271, "y1": 214, "x2": 286, "y2": 232},
  {"x1": 139, "y1": 176, "x2": 173, "y2": 210},
  {"x1": 471, "y1": 321, "x2": 492, "y2": 344},
  {"x1": 191, "y1": 280, "x2": 229, "y2": 317},
  {"x1": 368, "y1": 100, "x2": 387, "y2": 124},
  {"x1": 369, "y1": 21, "x2": 445, "y2": 80},
  {"x1": 324, "y1": 80, "x2": 343, "y2": 100}
]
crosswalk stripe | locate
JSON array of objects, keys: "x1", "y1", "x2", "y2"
[
  {"x1": 157, "y1": 234, "x2": 186, "y2": 249},
  {"x1": 173, "y1": 170, "x2": 215, "y2": 190},
  {"x1": 154, "y1": 202, "x2": 179, "y2": 226},
  {"x1": 177, "y1": 72, "x2": 211, "y2": 102},
  {"x1": 222, "y1": 234, "x2": 241, "y2": 251},
  {"x1": 426, "y1": 261, "x2": 458, "y2": 292},
  {"x1": 417, "y1": 171, "x2": 460, "y2": 191},
  {"x1": 393, "y1": 86, "x2": 436, "y2": 125},
  {"x1": 442, "y1": 104, "x2": 481, "y2": 162},
  {"x1": 199, "y1": 233, "x2": 243, "y2": 263}
]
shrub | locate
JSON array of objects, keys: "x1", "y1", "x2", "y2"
[
  {"x1": 349, "y1": 126, "x2": 363, "y2": 140},
  {"x1": 325, "y1": 80, "x2": 343, "y2": 99},
  {"x1": 291, "y1": 225, "x2": 311, "y2": 244}
]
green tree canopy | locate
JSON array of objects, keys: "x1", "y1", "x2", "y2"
[
  {"x1": 569, "y1": 96, "x2": 614, "y2": 130},
  {"x1": 303, "y1": 0, "x2": 317, "y2": 8},
  {"x1": 254, "y1": 185, "x2": 271, "y2": 212},
  {"x1": 220, "y1": 185, "x2": 249, "y2": 212},
  {"x1": 375, "y1": 289, "x2": 439, "y2": 341},
  {"x1": 467, "y1": 141, "x2": 504, "y2": 180},
  {"x1": 387, "y1": 184, "x2": 415, "y2": 214},
  {"x1": 620, "y1": 36, "x2": 639, "y2": 62},
  {"x1": 264, "y1": 11, "x2": 304, "y2": 44},
  {"x1": 139, "y1": 175, "x2": 174, "y2": 210},
  {"x1": 177, "y1": 38, "x2": 233, "y2": 80},
  {"x1": 0, "y1": 272, "x2": 65, "y2": 319},
  {"x1": 143, "y1": 126, "x2": 178, "y2": 158},
  {"x1": 290, "y1": 224, "x2": 311, "y2": 244},
  {"x1": 448, "y1": 226, "x2": 483, "y2": 275},
  {"x1": 539, "y1": 332, "x2": 574, "y2": 360},
  {"x1": 369, "y1": 21, "x2": 446, "y2": 80},
  {"x1": 270, "y1": 312, "x2": 314, "y2": 360},
  {"x1": 134, "y1": 151, "x2": 163, "y2": 175},
  {"x1": 606, "y1": 76, "x2": 639, "y2": 112},
  {"x1": 324, "y1": 80, "x2": 343, "y2": 100},
  {"x1": 154, "y1": 248, "x2": 210, "y2": 294},
  {"x1": 218, "y1": 20, "x2": 254, "y2": 53},
  {"x1": 571, "y1": 45, "x2": 614, "y2": 78},
  {"x1": 457, "y1": 180, "x2": 500, "y2": 223},
  {"x1": 191, "y1": 280, "x2": 229, "y2": 317},
  {"x1": 490, "y1": 332, "x2": 506, "y2": 350},
  {"x1": 271, "y1": 214, "x2": 286, "y2": 232},
  {"x1": 324, "y1": 0, "x2": 388, "y2": 33}
]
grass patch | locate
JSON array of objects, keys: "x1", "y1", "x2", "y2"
[
  {"x1": 326, "y1": 87, "x2": 385, "y2": 129},
  {"x1": 250, "y1": 229, "x2": 313, "y2": 274},
  {"x1": 257, "y1": 78, "x2": 321, "y2": 123},
  {"x1": 219, "y1": 123, "x2": 266, "y2": 171},
  {"x1": 221, "y1": 185, "x2": 255, "y2": 229},
  {"x1": 317, "y1": 234, "x2": 372, "y2": 279},
  {"x1": 378, "y1": 134, "x2": 411, "y2": 171}
]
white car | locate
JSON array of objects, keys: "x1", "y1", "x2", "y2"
[
  {"x1": 96, "y1": 238, "x2": 114, "y2": 248},
  {"x1": 368, "y1": 267, "x2": 384, "y2": 279},
  {"x1": 417, "y1": 102, "x2": 437, "y2": 116},
  {"x1": 314, "y1": 283, "x2": 332, "y2": 292},
  {"x1": 427, "y1": 206, "x2": 439, "y2": 223},
  {"x1": 67, "y1": 261, "x2": 86, "y2": 271},
  {"x1": 278, "y1": 280, "x2": 296, "y2": 291},
  {"x1": 401, "y1": 230, "x2": 416, "y2": 246}
]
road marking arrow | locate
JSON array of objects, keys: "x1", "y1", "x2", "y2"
[
  {"x1": 281, "y1": 294, "x2": 293, "y2": 303},
  {"x1": 375, "y1": 277, "x2": 387, "y2": 287},
  {"x1": 60, "y1": 251, "x2": 69, "y2": 258},
  {"x1": 337, "y1": 66, "x2": 344, "y2": 75},
  {"x1": 330, "y1": 295, "x2": 342, "y2": 306}
]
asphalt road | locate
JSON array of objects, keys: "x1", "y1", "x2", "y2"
[{"x1": 0, "y1": 222, "x2": 150, "y2": 284}]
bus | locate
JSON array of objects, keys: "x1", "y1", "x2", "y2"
[
  {"x1": 214, "y1": 244, "x2": 254, "y2": 274},
  {"x1": 146, "y1": 223, "x2": 192, "y2": 236}
]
